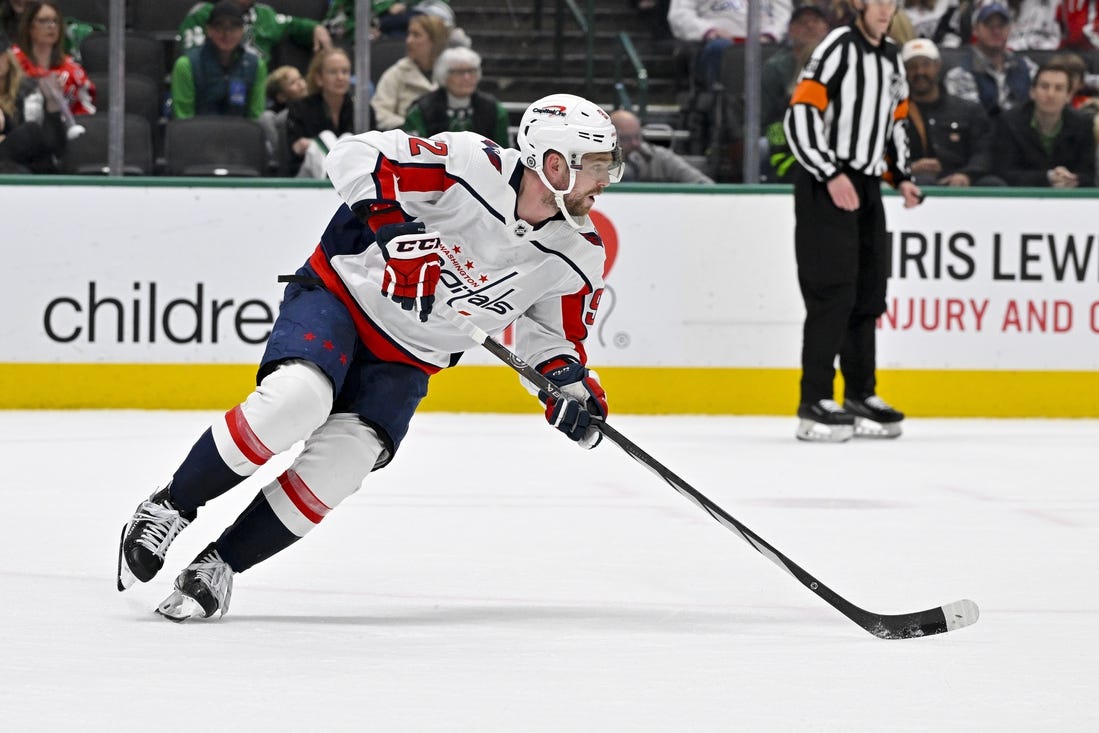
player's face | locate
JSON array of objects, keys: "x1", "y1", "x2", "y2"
[
  {"x1": 562, "y1": 152, "x2": 615, "y2": 216},
  {"x1": 317, "y1": 52, "x2": 351, "y2": 96}
]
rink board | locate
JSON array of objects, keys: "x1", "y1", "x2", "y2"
[{"x1": 2, "y1": 178, "x2": 1098, "y2": 416}]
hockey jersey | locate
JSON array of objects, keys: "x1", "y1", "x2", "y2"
[{"x1": 318, "y1": 129, "x2": 607, "y2": 374}]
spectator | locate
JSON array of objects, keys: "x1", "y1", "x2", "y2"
[
  {"x1": 170, "y1": 0, "x2": 266, "y2": 120},
  {"x1": 0, "y1": 29, "x2": 65, "y2": 172},
  {"x1": 10, "y1": 1, "x2": 93, "y2": 115},
  {"x1": 286, "y1": 47, "x2": 355, "y2": 177},
  {"x1": 402, "y1": 47, "x2": 509, "y2": 144},
  {"x1": 903, "y1": 1, "x2": 963, "y2": 44},
  {"x1": 1, "y1": 0, "x2": 100, "y2": 60},
  {"x1": 1058, "y1": 0, "x2": 1099, "y2": 51},
  {"x1": 992, "y1": 60, "x2": 1096, "y2": 186},
  {"x1": 180, "y1": 0, "x2": 332, "y2": 65},
  {"x1": 611, "y1": 108, "x2": 714, "y2": 183},
  {"x1": 257, "y1": 63, "x2": 308, "y2": 171},
  {"x1": 760, "y1": 0, "x2": 830, "y2": 182},
  {"x1": 1005, "y1": 0, "x2": 1062, "y2": 50},
  {"x1": 265, "y1": 64, "x2": 307, "y2": 114},
  {"x1": 371, "y1": 11, "x2": 448, "y2": 130},
  {"x1": 667, "y1": 0, "x2": 792, "y2": 88},
  {"x1": 324, "y1": 0, "x2": 469, "y2": 50},
  {"x1": 902, "y1": 37, "x2": 1004, "y2": 185},
  {"x1": 944, "y1": 2, "x2": 1037, "y2": 115}
]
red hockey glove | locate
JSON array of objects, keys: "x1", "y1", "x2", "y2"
[
  {"x1": 375, "y1": 221, "x2": 443, "y2": 322},
  {"x1": 538, "y1": 358, "x2": 608, "y2": 449}
]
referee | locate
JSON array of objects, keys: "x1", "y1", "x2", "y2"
[{"x1": 783, "y1": 0, "x2": 922, "y2": 443}]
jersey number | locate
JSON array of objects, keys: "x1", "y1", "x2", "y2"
[
  {"x1": 408, "y1": 137, "x2": 449, "y2": 157},
  {"x1": 585, "y1": 289, "x2": 604, "y2": 327}
]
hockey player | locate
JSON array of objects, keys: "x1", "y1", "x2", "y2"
[{"x1": 116, "y1": 93, "x2": 622, "y2": 621}]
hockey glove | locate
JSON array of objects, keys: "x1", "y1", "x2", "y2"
[
  {"x1": 538, "y1": 359, "x2": 608, "y2": 449},
  {"x1": 375, "y1": 221, "x2": 444, "y2": 322}
]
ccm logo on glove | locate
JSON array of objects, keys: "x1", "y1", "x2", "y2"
[{"x1": 375, "y1": 221, "x2": 444, "y2": 322}]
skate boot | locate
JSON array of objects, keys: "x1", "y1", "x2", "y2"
[
  {"x1": 117, "y1": 485, "x2": 197, "y2": 591},
  {"x1": 844, "y1": 395, "x2": 904, "y2": 439},
  {"x1": 796, "y1": 399, "x2": 855, "y2": 443},
  {"x1": 156, "y1": 543, "x2": 234, "y2": 622}
]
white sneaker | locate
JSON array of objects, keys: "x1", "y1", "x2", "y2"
[{"x1": 156, "y1": 543, "x2": 234, "y2": 622}]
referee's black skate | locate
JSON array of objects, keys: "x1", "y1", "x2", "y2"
[
  {"x1": 844, "y1": 395, "x2": 904, "y2": 438},
  {"x1": 156, "y1": 543, "x2": 234, "y2": 622},
  {"x1": 116, "y1": 484, "x2": 196, "y2": 591},
  {"x1": 796, "y1": 399, "x2": 855, "y2": 442}
]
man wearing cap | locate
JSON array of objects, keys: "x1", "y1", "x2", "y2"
[
  {"x1": 943, "y1": 2, "x2": 1037, "y2": 116},
  {"x1": 171, "y1": 0, "x2": 267, "y2": 119},
  {"x1": 902, "y1": 37, "x2": 1004, "y2": 186},
  {"x1": 760, "y1": 0, "x2": 832, "y2": 182},
  {"x1": 180, "y1": 0, "x2": 332, "y2": 64}
]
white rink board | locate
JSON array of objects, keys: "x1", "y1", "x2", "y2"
[{"x1": 3, "y1": 183, "x2": 1099, "y2": 369}]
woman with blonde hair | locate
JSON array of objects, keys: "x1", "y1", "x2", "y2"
[
  {"x1": 370, "y1": 11, "x2": 448, "y2": 130},
  {"x1": 287, "y1": 46, "x2": 356, "y2": 177}
]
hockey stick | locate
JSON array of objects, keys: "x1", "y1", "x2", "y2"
[{"x1": 437, "y1": 305, "x2": 979, "y2": 639}]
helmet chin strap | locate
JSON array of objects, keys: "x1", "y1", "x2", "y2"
[{"x1": 536, "y1": 166, "x2": 586, "y2": 230}]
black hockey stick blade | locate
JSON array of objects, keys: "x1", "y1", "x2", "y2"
[{"x1": 437, "y1": 306, "x2": 980, "y2": 639}]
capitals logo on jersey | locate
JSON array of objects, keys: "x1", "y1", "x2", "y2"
[{"x1": 481, "y1": 138, "x2": 502, "y2": 173}]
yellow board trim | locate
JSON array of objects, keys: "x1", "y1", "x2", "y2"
[{"x1": 2, "y1": 363, "x2": 1098, "y2": 417}]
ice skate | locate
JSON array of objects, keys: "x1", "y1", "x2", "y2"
[
  {"x1": 795, "y1": 399, "x2": 855, "y2": 443},
  {"x1": 117, "y1": 485, "x2": 196, "y2": 591},
  {"x1": 844, "y1": 395, "x2": 904, "y2": 439},
  {"x1": 156, "y1": 543, "x2": 234, "y2": 622}
]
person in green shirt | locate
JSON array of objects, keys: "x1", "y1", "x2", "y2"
[
  {"x1": 179, "y1": 0, "x2": 331, "y2": 64},
  {"x1": 170, "y1": 1, "x2": 266, "y2": 119},
  {"x1": 402, "y1": 46, "x2": 509, "y2": 144}
]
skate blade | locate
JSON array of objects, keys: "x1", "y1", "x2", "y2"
[
  {"x1": 116, "y1": 525, "x2": 137, "y2": 591},
  {"x1": 795, "y1": 419, "x2": 854, "y2": 443},
  {"x1": 853, "y1": 417, "x2": 902, "y2": 439},
  {"x1": 155, "y1": 590, "x2": 209, "y2": 622}
]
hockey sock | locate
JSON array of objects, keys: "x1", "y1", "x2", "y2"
[
  {"x1": 214, "y1": 490, "x2": 299, "y2": 573},
  {"x1": 169, "y1": 428, "x2": 249, "y2": 511}
]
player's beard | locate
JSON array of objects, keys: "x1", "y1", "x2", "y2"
[{"x1": 562, "y1": 183, "x2": 600, "y2": 218}]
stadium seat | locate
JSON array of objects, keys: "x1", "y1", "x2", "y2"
[
  {"x1": 130, "y1": 0, "x2": 203, "y2": 38},
  {"x1": 88, "y1": 73, "x2": 163, "y2": 129},
  {"x1": 79, "y1": 31, "x2": 168, "y2": 81},
  {"x1": 60, "y1": 0, "x2": 111, "y2": 27},
  {"x1": 163, "y1": 117, "x2": 269, "y2": 177},
  {"x1": 62, "y1": 114, "x2": 155, "y2": 175}
]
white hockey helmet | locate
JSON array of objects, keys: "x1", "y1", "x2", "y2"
[{"x1": 517, "y1": 94, "x2": 623, "y2": 227}]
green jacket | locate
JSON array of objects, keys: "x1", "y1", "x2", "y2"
[
  {"x1": 171, "y1": 43, "x2": 267, "y2": 120},
  {"x1": 179, "y1": 3, "x2": 317, "y2": 62}
]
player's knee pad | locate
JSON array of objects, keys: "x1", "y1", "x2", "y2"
[
  {"x1": 262, "y1": 414, "x2": 384, "y2": 537},
  {"x1": 211, "y1": 360, "x2": 334, "y2": 476}
]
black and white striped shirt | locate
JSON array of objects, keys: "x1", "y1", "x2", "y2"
[{"x1": 784, "y1": 24, "x2": 912, "y2": 184}]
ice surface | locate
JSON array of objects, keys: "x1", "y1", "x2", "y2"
[{"x1": 1, "y1": 411, "x2": 1096, "y2": 731}]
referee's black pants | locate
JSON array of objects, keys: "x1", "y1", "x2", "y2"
[{"x1": 793, "y1": 167, "x2": 890, "y2": 406}]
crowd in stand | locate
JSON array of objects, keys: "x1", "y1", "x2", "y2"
[{"x1": 1, "y1": 0, "x2": 1098, "y2": 185}]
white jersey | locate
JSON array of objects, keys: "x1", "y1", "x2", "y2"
[{"x1": 320, "y1": 129, "x2": 607, "y2": 373}]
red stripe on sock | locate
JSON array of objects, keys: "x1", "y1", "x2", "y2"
[
  {"x1": 225, "y1": 405, "x2": 275, "y2": 466},
  {"x1": 278, "y1": 469, "x2": 331, "y2": 524}
]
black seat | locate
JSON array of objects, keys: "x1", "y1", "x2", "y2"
[
  {"x1": 370, "y1": 37, "x2": 407, "y2": 85},
  {"x1": 62, "y1": 114, "x2": 154, "y2": 175},
  {"x1": 59, "y1": 0, "x2": 111, "y2": 26},
  {"x1": 88, "y1": 73, "x2": 163, "y2": 128},
  {"x1": 130, "y1": 0, "x2": 202, "y2": 39},
  {"x1": 271, "y1": 38, "x2": 313, "y2": 74},
  {"x1": 268, "y1": 0, "x2": 329, "y2": 19},
  {"x1": 79, "y1": 31, "x2": 168, "y2": 81},
  {"x1": 164, "y1": 117, "x2": 269, "y2": 176}
]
